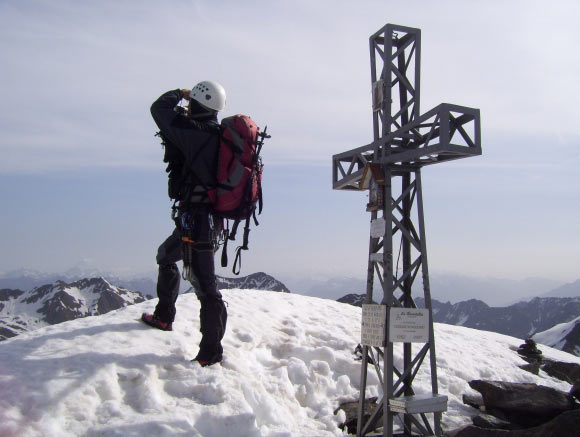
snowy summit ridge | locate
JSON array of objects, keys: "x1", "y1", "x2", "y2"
[{"x1": 1, "y1": 289, "x2": 578, "y2": 436}]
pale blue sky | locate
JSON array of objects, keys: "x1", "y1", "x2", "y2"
[{"x1": 1, "y1": 0, "x2": 579, "y2": 286}]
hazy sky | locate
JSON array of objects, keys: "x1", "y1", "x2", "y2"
[{"x1": 1, "y1": 0, "x2": 579, "y2": 286}]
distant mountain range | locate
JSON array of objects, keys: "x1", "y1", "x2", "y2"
[
  {"x1": 337, "y1": 293, "x2": 580, "y2": 357},
  {"x1": 0, "y1": 272, "x2": 290, "y2": 341},
  {"x1": 0, "y1": 270, "x2": 290, "y2": 297},
  {"x1": 110, "y1": 272, "x2": 291, "y2": 298},
  {"x1": 339, "y1": 293, "x2": 580, "y2": 339},
  {"x1": 4, "y1": 269, "x2": 579, "y2": 304},
  {"x1": 541, "y1": 279, "x2": 580, "y2": 298},
  {"x1": 0, "y1": 277, "x2": 147, "y2": 340},
  {"x1": 426, "y1": 274, "x2": 568, "y2": 306},
  {"x1": 3, "y1": 266, "x2": 579, "y2": 354},
  {"x1": 0, "y1": 269, "x2": 159, "y2": 297},
  {"x1": 288, "y1": 273, "x2": 577, "y2": 306},
  {"x1": 425, "y1": 297, "x2": 580, "y2": 339}
]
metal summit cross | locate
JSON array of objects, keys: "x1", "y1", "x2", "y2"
[{"x1": 332, "y1": 24, "x2": 481, "y2": 437}]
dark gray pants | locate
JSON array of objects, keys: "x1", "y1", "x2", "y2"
[{"x1": 154, "y1": 209, "x2": 227, "y2": 360}]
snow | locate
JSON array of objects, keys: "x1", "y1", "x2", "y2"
[
  {"x1": 533, "y1": 315, "x2": 580, "y2": 349},
  {"x1": 63, "y1": 286, "x2": 89, "y2": 313},
  {"x1": 1, "y1": 292, "x2": 49, "y2": 333},
  {"x1": 1, "y1": 289, "x2": 579, "y2": 437}
]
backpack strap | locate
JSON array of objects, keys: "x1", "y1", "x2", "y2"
[
  {"x1": 232, "y1": 247, "x2": 242, "y2": 275},
  {"x1": 220, "y1": 221, "x2": 230, "y2": 268},
  {"x1": 232, "y1": 217, "x2": 251, "y2": 275},
  {"x1": 229, "y1": 219, "x2": 241, "y2": 241},
  {"x1": 241, "y1": 217, "x2": 251, "y2": 250},
  {"x1": 255, "y1": 161, "x2": 263, "y2": 215},
  {"x1": 257, "y1": 176, "x2": 263, "y2": 216}
]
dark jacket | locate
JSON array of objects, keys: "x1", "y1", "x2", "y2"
[{"x1": 151, "y1": 89, "x2": 220, "y2": 203}]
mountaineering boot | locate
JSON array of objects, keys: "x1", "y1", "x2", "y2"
[
  {"x1": 191, "y1": 355, "x2": 223, "y2": 367},
  {"x1": 193, "y1": 296, "x2": 227, "y2": 365},
  {"x1": 141, "y1": 313, "x2": 173, "y2": 331}
]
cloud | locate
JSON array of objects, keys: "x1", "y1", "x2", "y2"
[
  {"x1": 1, "y1": 1, "x2": 579, "y2": 283},
  {"x1": 2, "y1": 0, "x2": 579, "y2": 173}
]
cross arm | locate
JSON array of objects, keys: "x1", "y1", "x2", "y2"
[
  {"x1": 381, "y1": 103, "x2": 481, "y2": 165},
  {"x1": 332, "y1": 104, "x2": 481, "y2": 190},
  {"x1": 332, "y1": 143, "x2": 377, "y2": 190}
]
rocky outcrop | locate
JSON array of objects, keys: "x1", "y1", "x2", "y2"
[
  {"x1": 450, "y1": 410, "x2": 580, "y2": 437},
  {"x1": 334, "y1": 397, "x2": 379, "y2": 435},
  {"x1": 451, "y1": 378, "x2": 580, "y2": 436},
  {"x1": 468, "y1": 380, "x2": 575, "y2": 426},
  {"x1": 450, "y1": 340, "x2": 580, "y2": 436},
  {"x1": 40, "y1": 290, "x2": 85, "y2": 325},
  {"x1": 517, "y1": 339, "x2": 580, "y2": 385},
  {"x1": 0, "y1": 288, "x2": 25, "y2": 312},
  {"x1": 96, "y1": 289, "x2": 129, "y2": 314},
  {"x1": 542, "y1": 360, "x2": 580, "y2": 385},
  {"x1": 0, "y1": 288, "x2": 25, "y2": 301}
]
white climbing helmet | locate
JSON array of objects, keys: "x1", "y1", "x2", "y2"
[{"x1": 189, "y1": 80, "x2": 226, "y2": 112}]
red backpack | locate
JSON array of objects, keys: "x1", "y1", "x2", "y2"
[{"x1": 208, "y1": 114, "x2": 269, "y2": 274}]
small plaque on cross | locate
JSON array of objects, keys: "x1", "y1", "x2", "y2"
[
  {"x1": 370, "y1": 217, "x2": 386, "y2": 238},
  {"x1": 361, "y1": 304, "x2": 387, "y2": 347},
  {"x1": 372, "y1": 79, "x2": 384, "y2": 112},
  {"x1": 389, "y1": 308, "x2": 429, "y2": 343}
]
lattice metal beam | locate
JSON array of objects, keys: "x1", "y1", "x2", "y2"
[
  {"x1": 332, "y1": 104, "x2": 481, "y2": 190},
  {"x1": 333, "y1": 23, "x2": 482, "y2": 437}
]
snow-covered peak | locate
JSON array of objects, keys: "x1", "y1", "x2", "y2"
[
  {"x1": 0, "y1": 278, "x2": 147, "y2": 340},
  {"x1": 1, "y1": 289, "x2": 578, "y2": 436},
  {"x1": 534, "y1": 315, "x2": 580, "y2": 356},
  {"x1": 217, "y1": 272, "x2": 291, "y2": 293}
]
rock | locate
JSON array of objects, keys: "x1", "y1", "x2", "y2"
[
  {"x1": 570, "y1": 382, "x2": 580, "y2": 403},
  {"x1": 0, "y1": 288, "x2": 25, "y2": 301},
  {"x1": 463, "y1": 394, "x2": 521, "y2": 430},
  {"x1": 541, "y1": 359, "x2": 580, "y2": 385},
  {"x1": 519, "y1": 361, "x2": 541, "y2": 375},
  {"x1": 463, "y1": 394, "x2": 484, "y2": 410},
  {"x1": 449, "y1": 409, "x2": 580, "y2": 436},
  {"x1": 334, "y1": 397, "x2": 379, "y2": 435},
  {"x1": 513, "y1": 340, "x2": 580, "y2": 385},
  {"x1": 517, "y1": 338, "x2": 543, "y2": 361},
  {"x1": 468, "y1": 380, "x2": 575, "y2": 426},
  {"x1": 472, "y1": 412, "x2": 514, "y2": 430},
  {"x1": 0, "y1": 326, "x2": 20, "y2": 339}
]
